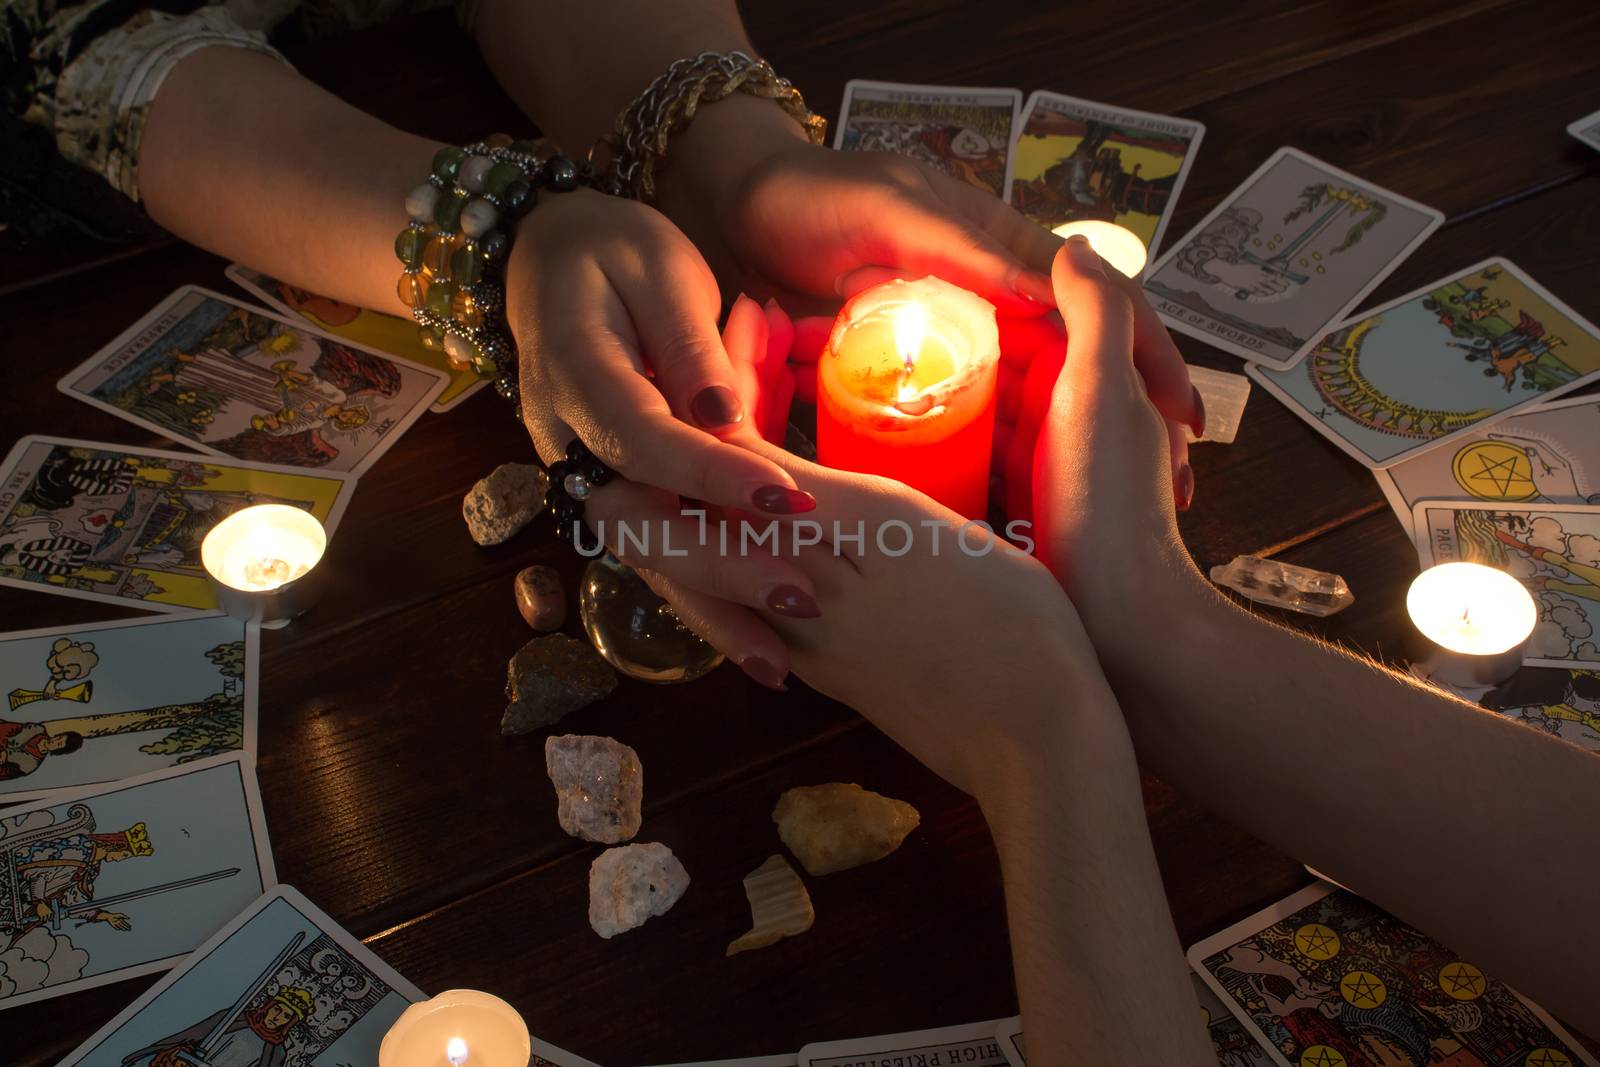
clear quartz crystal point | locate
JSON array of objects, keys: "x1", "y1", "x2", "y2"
[
  {"x1": 1185, "y1": 364, "x2": 1251, "y2": 444},
  {"x1": 1208, "y1": 554, "x2": 1354, "y2": 617}
]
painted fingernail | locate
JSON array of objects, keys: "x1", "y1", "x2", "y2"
[
  {"x1": 1013, "y1": 271, "x2": 1055, "y2": 306},
  {"x1": 752, "y1": 485, "x2": 816, "y2": 514},
  {"x1": 766, "y1": 584, "x2": 821, "y2": 618},
  {"x1": 1189, "y1": 386, "x2": 1207, "y2": 440},
  {"x1": 738, "y1": 656, "x2": 789, "y2": 691},
  {"x1": 1064, "y1": 235, "x2": 1105, "y2": 276},
  {"x1": 1175, "y1": 462, "x2": 1195, "y2": 513},
  {"x1": 691, "y1": 385, "x2": 744, "y2": 429}
]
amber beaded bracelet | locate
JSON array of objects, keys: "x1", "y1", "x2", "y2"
[{"x1": 395, "y1": 140, "x2": 588, "y2": 411}]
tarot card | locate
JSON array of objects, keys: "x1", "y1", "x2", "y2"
[
  {"x1": 0, "y1": 435, "x2": 354, "y2": 612},
  {"x1": 1411, "y1": 500, "x2": 1600, "y2": 669},
  {"x1": 0, "y1": 612, "x2": 257, "y2": 803},
  {"x1": 227, "y1": 264, "x2": 488, "y2": 412},
  {"x1": 1436, "y1": 665, "x2": 1600, "y2": 753},
  {"x1": 1190, "y1": 884, "x2": 1598, "y2": 1067},
  {"x1": 1568, "y1": 108, "x2": 1600, "y2": 152},
  {"x1": 994, "y1": 1016, "x2": 1024, "y2": 1067},
  {"x1": 1005, "y1": 91, "x2": 1204, "y2": 262},
  {"x1": 1375, "y1": 393, "x2": 1600, "y2": 537},
  {"x1": 58, "y1": 885, "x2": 422, "y2": 1066},
  {"x1": 1144, "y1": 148, "x2": 1442, "y2": 368},
  {"x1": 1192, "y1": 973, "x2": 1278, "y2": 1066},
  {"x1": 835, "y1": 80, "x2": 1021, "y2": 197},
  {"x1": 60, "y1": 286, "x2": 447, "y2": 475},
  {"x1": 0, "y1": 753, "x2": 273, "y2": 1010},
  {"x1": 800, "y1": 1020, "x2": 1010, "y2": 1067},
  {"x1": 1249, "y1": 259, "x2": 1600, "y2": 468}
]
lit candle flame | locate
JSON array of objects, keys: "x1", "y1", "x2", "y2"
[
  {"x1": 893, "y1": 302, "x2": 929, "y2": 404},
  {"x1": 447, "y1": 1037, "x2": 469, "y2": 1066}
]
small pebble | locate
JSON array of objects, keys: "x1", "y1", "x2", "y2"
[
  {"x1": 463, "y1": 462, "x2": 548, "y2": 546},
  {"x1": 588, "y1": 842, "x2": 689, "y2": 939},
  {"x1": 515, "y1": 565, "x2": 566, "y2": 630},
  {"x1": 502, "y1": 634, "x2": 618, "y2": 735}
]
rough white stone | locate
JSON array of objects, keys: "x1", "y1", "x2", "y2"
[
  {"x1": 463, "y1": 462, "x2": 548, "y2": 546},
  {"x1": 588, "y1": 843, "x2": 689, "y2": 938}
]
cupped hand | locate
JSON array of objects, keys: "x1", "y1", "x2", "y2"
[
  {"x1": 1030, "y1": 237, "x2": 1210, "y2": 677},
  {"x1": 504, "y1": 189, "x2": 814, "y2": 685}
]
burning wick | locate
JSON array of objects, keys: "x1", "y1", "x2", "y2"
[
  {"x1": 446, "y1": 1038, "x2": 469, "y2": 1066},
  {"x1": 892, "y1": 303, "x2": 935, "y2": 416},
  {"x1": 241, "y1": 556, "x2": 295, "y2": 590}
]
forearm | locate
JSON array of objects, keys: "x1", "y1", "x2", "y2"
[
  {"x1": 139, "y1": 47, "x2": 439, "y2": 316},
  {"x1": 980, "y1": 682, "x2": 1212, "y2": 1067},
  {"x1": 1118, "y1": 576, "x2": 1600, "y2": 1033},
  {"x1": 471, "y1": 0, "x2": 752, "y2": 153}
]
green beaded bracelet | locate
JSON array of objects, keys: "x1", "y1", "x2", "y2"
[{"x1": 395, "y1": 139, "x2": 590, "y2": 411}]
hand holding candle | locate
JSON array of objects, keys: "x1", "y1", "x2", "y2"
[
  {"x1": 816, "y1": 277, "x2": 1001, "y2": 518},
  {"x1": 1050, "y1": 220, "x2": 1148, "y2": 278}
]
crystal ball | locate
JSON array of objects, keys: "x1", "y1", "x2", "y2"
[{"x1": 578, "y1": 556, "x2": 723, "y2": 683}]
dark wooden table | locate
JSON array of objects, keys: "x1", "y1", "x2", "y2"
[{"x1": 5, "y1": 2, "x2": 1599, "y2": 1063}]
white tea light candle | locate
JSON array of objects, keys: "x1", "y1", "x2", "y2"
[
  {"x1": 380, "y1": 990, "x2": 530, "y2": 1067},
  {"x1": 1050, "y1": 219, "x2": 1148, "y2": 278},
  {"x1": 201, "y1": 504, "x2": 327, "y2": 626},
  {"x1": 1407, "y1": 562, "x2": 1537, "y2": 686}
]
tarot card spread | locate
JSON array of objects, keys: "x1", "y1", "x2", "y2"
[
  {"x1": 0, "y1": 436, "x2": 353, "y2": 611},
  {"x1": 1005, "y1": 91, "x2": 1204, "y2": 262},
  {"x1": 1412, "y1": 501, "x2": 1600, "y2": 669},
  {"x1": 0, "y1": 613, "x2": 257, "y2": 803},
  {"x1": 59, "y1": 886, "x2": 421, "y2": 1067},
  {"x1": 1250, "y1": 259, "x2": 1600, "y2": 469},
  {"x1": 0, "y1": 754, "x2": 272, "y2": 1010},
  {"x1": 835, "y1": 80, "x2": 1021, "y2": 197},
  {"x1": 1145, "y1": 148, "x2": 1442, "y2": 368},
  {"x1": 59, "y1": 286, "x2": 447, "y2": 475}
]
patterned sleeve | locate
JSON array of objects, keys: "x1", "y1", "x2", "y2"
[{"x1": 2, "y1": 2, "x2": 290, "y2": 202}]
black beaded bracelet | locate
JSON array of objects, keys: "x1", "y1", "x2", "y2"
[
  {"x1": 545, "y1": 439, "x2": 616, "y2": 552},
  {"x1": 394, "y1": 140, "x2": 590, "y2": 414}
]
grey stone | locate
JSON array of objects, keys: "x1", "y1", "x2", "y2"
[{"x1": 501, "y1": 634, "x2": 618, "y2": 735}]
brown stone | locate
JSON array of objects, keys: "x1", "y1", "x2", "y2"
[{"x1": 514, "y1": 565, "x2": 566, "y2": 630}]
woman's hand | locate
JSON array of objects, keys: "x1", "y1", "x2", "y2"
[
  {"x1": 638, "y1": 438, "x2": 1103, "y2": 800},
  {"x1": 504, "y1": 189, "x2": 816, "y2": 686},
  {"x1": 656, "y1": 97, "x2": 1203, "y2": 442},
  {"x1": 1030, "y1": 237, "x2": 1212, "y2": 678}
]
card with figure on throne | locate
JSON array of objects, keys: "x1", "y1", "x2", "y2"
[
  {"x1": 0, "y1": 435, "x2": 353, "y2": 611},
  {"x1": 0, "y1": 612, "x2": 258, "y2": 804},
  {"x1": 59, "y1": 885, "x2": 421, "y2": 1067},
  {"x1": 1004, "y1": 90, "x2": 1205, "y2": 266},
  {"x1": 59, "y1": 287, "x2": 447, "y2": 475},
  {"x1": 0, "y1": 754, "x2": 272, "y2": 1010}
]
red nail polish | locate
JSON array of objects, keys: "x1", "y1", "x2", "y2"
[
  {"x1": 766, "y1": 584, "x2": 820, "y2": 618},
  {"x1": 1175, "y1": 462, "x2": 1194, "y2": 512},
  {"x1": 738, "y1": 656, "x2": 788, "y2": 691},
  {"x1": 1013, "y1": 271, "x2": 1055, "y2": 306},
  {"x1": 1189, "y1": 386, "x2": 1206, "y2": 440},
  {"x1": 691, "y1": 385, "x2": 744, "y2": 429},
  {"x1": 752, "y1": 485, "x2": 816, "y2": 514}
]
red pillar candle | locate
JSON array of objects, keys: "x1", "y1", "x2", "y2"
[{"x1": 816, "y1": 277, "x2": 1001, "y2": 518}]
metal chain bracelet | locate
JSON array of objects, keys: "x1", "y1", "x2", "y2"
[{"x1": 594, "y1": 50, "x2": 826, "y2": 203}]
